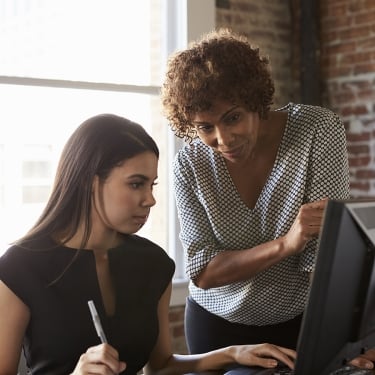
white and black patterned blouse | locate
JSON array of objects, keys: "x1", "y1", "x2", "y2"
[{"x1": 173, "y1": 103, "x2": 350, "y2": 326}]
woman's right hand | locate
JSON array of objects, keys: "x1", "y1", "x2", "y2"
[
  {"x1": 283, "y1": 198, "x2": 328, "y2": 255},
  {"x1": 71, "y1": 343, "x2": 126, "y2": 375}
]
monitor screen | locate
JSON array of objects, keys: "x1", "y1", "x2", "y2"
[{"x1": 295, "y1": 199, "x2": 375, "y2": 375}]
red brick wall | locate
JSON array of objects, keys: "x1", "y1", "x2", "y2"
[
  {"x1": 169, "y1": 306, "x2": 187, "y2": 353},
  {"x1": 320, "y1": 0, "x2": 375, "y2": 197},
  {"x1": 216, "y1": 0, "x2": 297, "y2": 108}
]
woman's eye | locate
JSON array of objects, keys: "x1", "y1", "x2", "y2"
[
  {"x1": 197, "y1": 125, "x2": 213, "y2": 133},
  {"x1": 130, "y1": 181, "x2": 157, "y2": 189},
  {"x1": 130, "y1": 182, "x2": 143, "y2": 189},
  {"x1": 226, "y1": 113, "x2": 240, "y2": 124}
]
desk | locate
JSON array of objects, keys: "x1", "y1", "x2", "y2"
[{"x1": 224, "y1": 365, "x2": 375, "y2": 375}]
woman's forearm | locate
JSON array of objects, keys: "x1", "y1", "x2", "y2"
[{"x1": 195, "y1": 237, "x2": 289, "y2": 289}]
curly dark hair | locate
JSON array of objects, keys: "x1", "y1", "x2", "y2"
[{"x1": 161, "y1": 28, "x2": 275, "y2": 142}]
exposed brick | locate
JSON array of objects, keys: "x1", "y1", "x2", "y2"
[
  {"x1": 346, "y1": 132, "x2": 371, "y2": 142},
  {"x1": 341, "y1": 80, "x2": 372, "y2": 90},
  {"x1": 331, "y1": 91, "x2": 356, "y2": 104},
  {"x1": 341, "y1": 105, "x2": 368, "y2": 116},
  {"x1": 350, "y1": 181, "x2": 371, "y2": 191},
  {"x1": 355, "y1": 10, "x2": 375, "y2": 25},
  {"x1": 320, "y1": 0, "x2": 375, "y2": 196},
  {"x1": 324, "y1": 41, "x2": 357, "y2": 55},
  {"x1": 233, "y1": 1, "x2": 259, "y2": 12},
  {"x1": 323, "y1": 65, "x2": 353, "y2": 78},
  {"x1": 340, "y1": 51, "x2": 373, "y2": 66},
  {"x1": 216, "y1": 0, "x2": 231, "y2": 9},
  {"x1": 347, "y1": 144, "x2": 370, "y2": 155},
  {"x1": 216, "y1": 13, "x2": 233, "y2": 24},
  {"x1": 216, "y1": 0, "x2": 294, "y2": 107},
  {"x1": 169, "y1": 307, "x2": 185, "y2": 322},
  {"x1": 349, "y1": 155, "x2": 371, "y2": 167},
  {"x1": 358, "y1": 89, "x2": 375, "y2": 101},
  {"x1": 339, "y1": 25, "x2": 371, "y2": 40},
  {"x1": 321, "y1": 15, "x2": 354, "y2": 29},
  {"x1": 354, "y1": 63, "x2": 375, "y2": 75},
  {"x1": 321, "y1": 30, "x2": 339, "y2": 43},
  {"x1": 356, "y1": 169, "x2": 375, "y2": 179},
  {"x1": 169, "y1": 305, "x2": 187, "y2": 353},
  {"x1": 172, "y1": 325, "x2": 186, "y2": 338},
  {"x1": 324, "y1": 3, "x2": 348, "y2": 18},
  {"x1": 349, "y1": 0, "x2": 375, "y2": 12}
]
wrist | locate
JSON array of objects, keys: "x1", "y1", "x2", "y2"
[
  {"x1": 278, "y1": 235, "x2": 303, "y2": 257},
  {"x1": 224, "y1": 345, "x2": 238, "y2": 363}
]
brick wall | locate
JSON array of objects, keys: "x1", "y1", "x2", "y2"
[
  {"x1": 169, "y1": 305, "x2": 188, "y2": 353},
  {"x1": 216, "y1": 0, "x2": 297, "y2": 108},
  {"x1": 320, "y1": 0, "x2": 375, "y2": 197}
]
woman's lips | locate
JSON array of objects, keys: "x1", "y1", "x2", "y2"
[
  {"x1": 133, "y1": 215, "x2": 148, "y2": 225},
  {"x1": 220, "y1": 145, "x2": 243, "y2": 159}
]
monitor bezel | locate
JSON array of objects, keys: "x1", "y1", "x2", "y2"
[{"x1": 294, "y1": 199, "x2": 375, "y2": 375}]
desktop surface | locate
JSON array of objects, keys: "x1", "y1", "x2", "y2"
[{"x1": 224, "y1": 364, "x2": 375, "y2": 375}]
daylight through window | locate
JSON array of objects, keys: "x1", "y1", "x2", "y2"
[{"x1": 0, "y1": 0, "x2": 168, "y2": 255}]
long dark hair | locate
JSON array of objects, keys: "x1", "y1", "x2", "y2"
[{"x1": 16, "y1": 113, "x2": 159, "y2": 250}]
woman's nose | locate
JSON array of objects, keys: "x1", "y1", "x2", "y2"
[
  {"x1": 215, "y1": 127, "x2": 233, "y2": 147},
  {"x1": 143, "y1": 190, "x2": 156, "y2": 207}
]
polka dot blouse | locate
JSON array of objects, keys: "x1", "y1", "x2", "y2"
[{"x1": 173, "y1": 103, "x2": 350, "y2": 326}]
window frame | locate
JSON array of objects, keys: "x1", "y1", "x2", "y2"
[{"x1": 164, "y1": 0, "x2": 215, "y2": 305}]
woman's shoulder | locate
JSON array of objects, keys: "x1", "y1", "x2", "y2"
[
  {"x1": 0, "y1": 239, "x2": 57, "y2": 277},
  {"x1": 0, "y1": 242, "x2": 39, "y2": 265},
  {"x1": 174, "y1": 138, "x2": 221, "y2": 177},
  {"x1": 0, "y1": 244, "x2": 24, "y2": 266},
  {"x1": 0, "y1": 242, "x2": 53, "y2": 306},
  {"x1": 176, "y1": 138, "x2": 213, "y2": 161},
  {"x1": 282, "y1": 102, "x2": 342, "y2": 124}
]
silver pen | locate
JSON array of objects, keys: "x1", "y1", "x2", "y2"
[{"x1": 88, "y1": 300, "x2": 108, "y2": 343}]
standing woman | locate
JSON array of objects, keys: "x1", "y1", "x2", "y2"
[
  {"x1": 161, "y1": 28, "x2": 350, "y2": 355},
  {"x1": 0, "y1": 113, "x2": 296, "y2": 374}
]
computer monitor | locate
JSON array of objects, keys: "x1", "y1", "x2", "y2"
[{"x1": 295, "y1": 199, "x2": 375, "y2": 375}]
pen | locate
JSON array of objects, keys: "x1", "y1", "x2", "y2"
[{"x1": 88, "y1": 300, "x2": 108, "y2": 344}]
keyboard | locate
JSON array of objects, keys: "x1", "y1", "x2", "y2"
[
  {"x1": 329, "y1": 365, "x2": 374, "y2": 374},
  {"x1": 224, "y1": 364, "x2": 374, "y2": 375},
  {"x1": 271, "y1": 364, "x2": 374, "y2": 375},
  {"x1": 272, "y1": 367, "x2": 293, "y2": 375}
]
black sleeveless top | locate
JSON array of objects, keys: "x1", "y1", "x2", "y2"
[{"x1": 0, "y1": 235, "x2": 175, "y2": 375}]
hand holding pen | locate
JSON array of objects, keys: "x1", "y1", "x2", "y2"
[{"x1": 70, "y1": 300, "x2": 126, "y2": 374}]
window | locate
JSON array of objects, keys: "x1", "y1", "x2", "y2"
[{"x1": 0, "y1": 0, "x2": 215, "y2": 303}]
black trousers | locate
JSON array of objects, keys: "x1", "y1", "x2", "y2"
[{"x1": 185, "y1": 296, "x2": 302, "y2": 354}]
